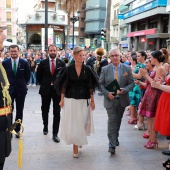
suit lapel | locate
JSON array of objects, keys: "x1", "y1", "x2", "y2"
[
  {"x1": 46, "y1": 58, "x2": 52, "y2": 76},
  {"x1": 9, "y1": 58, "x2": 15, "y2": 76},
  {"x1": 9, "y1": 58, "x2": 13, "y2": 70},
  {"x1": 54, "y1": 58, "x2": 59, "y2": 76},
  {"x1": 109, "y1": 64, "x2": 114, "y2": 82},
  {"x1": 16, "y1": 58, "x2": 21, "y2": 75},
  {"x1": 119, "y1": 63, "x2": 124, "y2": 85},
  {"x1": 111, "y1": 63, "x2": 123, "y2": 84}
]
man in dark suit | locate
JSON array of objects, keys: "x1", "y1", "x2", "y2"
[
  {"x1": 100, "y1": 55, "x2": 108, "y2": 68},
  {"x1": 99, "y1": 48, "x2": 134, "y2": 155},
  {"x1": 2, "y1": 44, "x2": 30, "y2": 138},
  {"x1": 37, "y1": 44, "x2": 65, "y2": 143},
  {"x1": 86, "y1": 53, "x2": 95, "y2": 69}
]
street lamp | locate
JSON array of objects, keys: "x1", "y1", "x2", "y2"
[
  {"x1": 70, "y1": 11, "x2": 80, "y2": 49},
  {"x1": 45, "y1": 0, "x2": 48, "y2": 51}
]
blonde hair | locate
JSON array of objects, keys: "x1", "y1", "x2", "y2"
[{"x1": 73, "y1": 46, "x2": 84, "y2": 56}]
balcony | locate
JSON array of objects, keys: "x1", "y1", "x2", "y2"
[{"x1": 112, "y1": 19, "x2": 119, "y2": 26}]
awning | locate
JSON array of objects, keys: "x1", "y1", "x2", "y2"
[
  {"x1": 127, "y1": 28, "x2": 156, "y2": 37},
  {"x1": 146, "y1": 33, "x2": 170, "y2": 38}
]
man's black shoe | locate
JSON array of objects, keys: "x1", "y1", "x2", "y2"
[
  {"x1": 53, "y1": 134, "x2": 60, "y2": 143},
  {"x1": 116, "y1": 139, "x2": 119, "y2": 146},
  {"x1": 162, "y1": 150, "x2": 170, "y2": 156},
  {"x1": 15, "y1": 133, "x2": 20, "y2": 138},
  {"x1": 167, "y1": 136, "x2": 170, "y2": 140},
  {"x1": 108, "y1": 147, "x2": 115, "y2": 154},
  {"x1": 43, "y1": 126, "x2": 48, "y2": 135}
]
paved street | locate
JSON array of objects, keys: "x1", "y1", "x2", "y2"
[{"x1": 3, "y1": 86, "x2": 169, "y2": 170}]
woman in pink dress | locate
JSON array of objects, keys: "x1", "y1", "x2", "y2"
[{"x1": 139, "y1": 50, "x2": 166, "y2": 149}]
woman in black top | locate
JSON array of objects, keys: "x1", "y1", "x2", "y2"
[{"x1": 57, "y1": 46, "x2": 99, "y2": 158}]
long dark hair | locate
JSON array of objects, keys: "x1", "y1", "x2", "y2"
[{"x1": 151, "y1": 50, "x2": 166, "y2": 63}]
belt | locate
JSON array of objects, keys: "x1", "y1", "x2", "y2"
[
  {"x1": 0, "y1": 106, "x2": 12, "y2": 117},
  {"x1": 114, "y1": 96, "x2": 119, "y2": 99}
]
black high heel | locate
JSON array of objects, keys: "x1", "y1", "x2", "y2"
[
  {"x1": 166, "y1": 164, "x2": 170, "y2": 170},
  {"x1": 162, "y1": 158, "x2": 170, "y2": 168}
]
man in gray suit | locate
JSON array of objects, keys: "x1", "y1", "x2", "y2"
[{"x1": 99, "y1": 48, "x2": 134, "y2": 154}]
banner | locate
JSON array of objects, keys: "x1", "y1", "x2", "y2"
[{"x1": 41, "y1": 28, "x2": 54, "y2": 51}]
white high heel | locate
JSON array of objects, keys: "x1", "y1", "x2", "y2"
[
  {"x1": 134, "y1": 123, "x2": 145, "y2": 130},
  {"x1": 73, "y1": 144, "x2": 79, "y2": 158},
  {"x1": 73, "y1": 154, "x2": 79, "y2": 158}
]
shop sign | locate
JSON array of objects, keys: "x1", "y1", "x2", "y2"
[
  {"x1": 122, "y1": 44, "x2": 128, "y2": 48},
  {"x1": 149, "y1": 41, "x2": 154, "y2": 45},
  {"x1": 140, "y1": 38, "x2": 146, "y2": 42},
  {"x1": 49, "y1": 25, "x2": 64, "y2": 31},
  {"x1": 127, "y1": 28, "x2": 156, "y2": 37},
  {"x1": 119, "y1": 0, "x2": 167, "y2": 20}
]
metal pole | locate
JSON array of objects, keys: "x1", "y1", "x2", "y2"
[
  {"x1": 45, "y1": 0, "x2": 48, "y2": 51},
  {"x1": 72, "y1": 20, "x2": 74, "y2": 49}
]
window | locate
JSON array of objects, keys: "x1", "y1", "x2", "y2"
[
  {"x1": 58, "y1": 15, "x2": 65, "y2": 22},
  {"x1": 7, "y1": 25, "x2": 12, "y2": 35},
  {"x1": 149, "y1": 22, "x2": 157, "y2": 29},
  {"x1": 35, "y1": 13, "x2": 40, "y2": 20},
  {"x1": 6, "y1": 12, "x2": 11, "y2": 21},
  {"x1": 79, "y1": 38, "x2": 84, "y2": 42},
  {"x1": 6, "y1": 0, "x2": 11, "y2": 8},
  {"x1": 81, "y1": 18, "x2": 85, "y2": 22},
  {"x1": 53, "y1": 14, "x2": 56, "y2": 20},
  {"x1": 80, "y1": 28, "x2": 85, "y2": 32},
  {"x1": 138, "y1": 23, "x2": 145, "y2": 30}
]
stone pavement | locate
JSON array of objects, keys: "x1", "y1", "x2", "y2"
[{"x1": 3, "y1": 86, "x2": 169, "y2": 170}]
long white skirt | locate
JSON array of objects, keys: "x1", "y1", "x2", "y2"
[{"x1": 60, "y1": 98, "x2": 94, "y2": 146}]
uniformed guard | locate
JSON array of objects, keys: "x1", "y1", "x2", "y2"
[{"x1": 0, "y1": 61, "x2": 12, "y2": 170}]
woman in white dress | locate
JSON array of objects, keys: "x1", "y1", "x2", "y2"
[{"x1": 58, "y1": 46, "x2": 99, "y2": 158}]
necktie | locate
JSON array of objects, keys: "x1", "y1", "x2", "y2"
[
  {"x1": 114, "y1": 67, "x2": 118, "y2": 81},
  {"x1": 13, "y1": 60, "x2": 17, "y2": 76},
  {"x1": 51, "y1": 59, "x2": 55, "y2": 76}
]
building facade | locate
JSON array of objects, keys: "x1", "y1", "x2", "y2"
[
  {"x1": 22, "y1": 0, "x2": 66, "y2": 50},
  {"x1": 119, "y1": 0, "x2": 169, "y2": 51},
  {"x1": 85, "y1": 0, "x2": 106, "y2": 48},
  {"x1": 0, "y1": 0, "x2": 18, "y2": 43},
  {"x1": 110, "y1": 0, "x2": 120, "y2": 49}
]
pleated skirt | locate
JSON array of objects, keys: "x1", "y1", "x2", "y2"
[{"x1": 60, "y1": 98, "x2": 94, "y2": 146}]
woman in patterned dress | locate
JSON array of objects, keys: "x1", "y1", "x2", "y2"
[{"x1": 128, "y1": 51, "x2": 146, "y2": 124}]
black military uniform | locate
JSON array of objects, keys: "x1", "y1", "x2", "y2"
[{"x1": 0, "y1": 63, "x2": 12, "y2": 170}]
